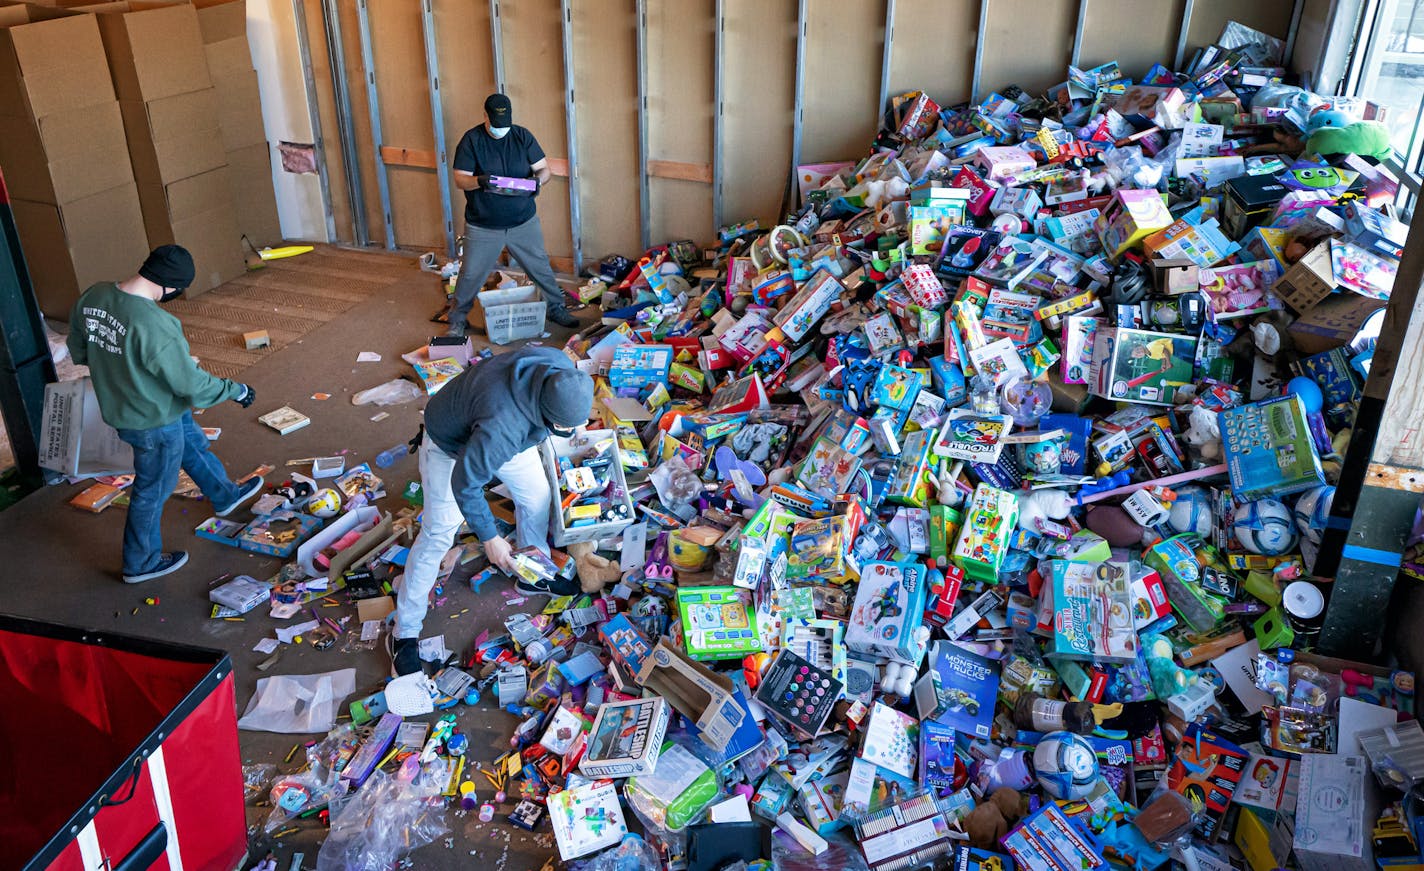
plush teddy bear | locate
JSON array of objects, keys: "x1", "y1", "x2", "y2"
[
  {"x1": 962, "y1": 787, "x2": 1027, "y2": 851},
  {"x1": 1183, "y1": 405, "x2": 1222, "y2": 462},
  {"x1": 566, "y1": 541, "x2": 622, "y2": 593}
]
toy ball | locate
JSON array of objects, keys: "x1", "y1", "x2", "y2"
[
  {"x1": 1000, "y1": 376, "x2": 1052, "y2": 427},
  {"x1": 307, "y1": 488, "x2": 343, "y2": 518},
  {"x1": 1166, "y1": 487, "x2": 1214, "y2": 537},
  {"x1": 1232, "y1": 498, "x2": 1297, "y2": 555},
  {"x1": 1285, "y1": 376, "x2": 1324, "y2": 415},
  {"x1": 1293, "y1": 485, "x2": 1336, "y2": 545},
  {"x1": 1033, "y1": 731, "x2": 1100, "y2": 800}
]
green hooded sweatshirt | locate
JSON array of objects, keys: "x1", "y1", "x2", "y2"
[{"x1": 67, "y1": 282, "x2": 241, "y2": 430}]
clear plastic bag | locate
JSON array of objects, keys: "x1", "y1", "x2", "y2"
[
  {"x1": 315, "y1": 758, "x2": 451, "y2": 871},
  {"x1": 581, "y1": 834, "x2": 662, "y2": 870},
  {"x1": 243, "y1": 762, "x2": 276, "y2": 801},
  {"x1": 649, "y1": 455, "x2": 703, "y2": 507},
  {"x1": 626, "y1": 738, "x2": 724, "y2": 833},
  {"x1": 352, "y1": 378, "x2": 425, "y2": 406},
  {"x1": 263, "y1": 726, "x2": 352, "y2": 833}
]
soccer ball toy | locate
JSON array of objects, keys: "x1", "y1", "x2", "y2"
[
  {"x1": 1033, "y1": 731, "x2": 1100, "y2": 800},
  {"x1": 307, "y1": 488, "x2": 342, "y2": 518},
  {"x1": 1232, "y1": 498, "x2": 1297, "y2": 556},
  {"x1": 1293, "y1": 485, "x2": 1336, "y2": 546}
]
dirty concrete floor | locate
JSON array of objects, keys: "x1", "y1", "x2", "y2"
[{"x1": 0, "y1": 247, "x2": 588, "y2": 870}]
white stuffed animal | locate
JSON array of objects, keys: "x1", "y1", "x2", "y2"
[
  {"x1": 1184, "y1": 405, "x2": 1222, "y2": 461},
  {"x1": 1016, "y1": 489, "x2": 1074, "y2": 534}
]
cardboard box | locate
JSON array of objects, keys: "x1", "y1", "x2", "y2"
[
  {"x1": 1223, "y1": 174, "x2": 1289, "y2": 239},
  {"x1": 1151, "y1": 258, "x2": 1200, "y2": 295},
  {"x1": 96, "y1": 3, "x2": 213, "y2": 102},
  {"x1": 213, "y1": 68, "x2": 264, "y2": 150},
  {"x1": 193, "y1": 0, "x2": 246, "y2": 45},
  {"x1": 224, "y1": 141, "x2": 281, "y2": 245},
  {"x1": 635, "y1": 640, "x2": 746, "y2": 751},
  {"x1": 0, "y1": 12, "x2": 116, "y2": 119},
  {"x1": 579, "y1": 697, "x2": 668, "y2": 778},
  {"x1": 169, "y1": 202, "x2": 244, "y2": 294},
  {"x1": 12, "y1": 182, "x2": 149, "y2": 317},
  {"x1": 1289, "y1": 293, "x2": 1388, "y2": 355},
  {"x1": 0, "y1": 100, "x2": 133, "y2": 204},
  {"x1": 1293, "y1": 754, "x2": 1377, "y2": 871},
  {"x1": 1272, "y1": 241, "x2": 1335, "y2": 313},
  {"x1": 120, "y1": 88, "x2": 225, "y2": 188},
  {"x1": 37, "y1": 377, "x2": 134, "y2": 477},
  {"x1": 204, "y1": 34, "x2": 252, "y2": 77}
]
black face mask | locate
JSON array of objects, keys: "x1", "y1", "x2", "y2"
[
  {"x1": 549, "y1": 425, "x2": 576, "y2": 438},
  {"x1": 158, "y1": 286, "x2": 186, "y2": 303}
]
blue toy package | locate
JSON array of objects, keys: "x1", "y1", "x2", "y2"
[
  {"x1": 918, "y1": 719, "x2": 959, "y2": 795},
  {"x1": 913, "y1": 643, "x2": 1001, "y2": 739},
  {"x1": 954, "y1": 845, "x2": 1017, "y2": 871},
  {"x1": 1219, "y1": 394, "x2": 1325, "y2": 501},
  {"x1": 1002, "y1": 803, "x2": 1106, "y2": 870},
  {"x1": 870, "y1": 363, "x2": 924, "y2": 412},
  {"x1": 1040, "y1": 413, "x2": 1092, "y2": 476},
  {"x1": 608, "y1": 343, "x2": 673, "y2": 390},
  {"x1": 845, "y1": 560, "x2": 929, "y2": 665}
]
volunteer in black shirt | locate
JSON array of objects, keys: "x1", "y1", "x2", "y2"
[{"x1": 446, "y1": 93, "x2": 579, "y2": 334}]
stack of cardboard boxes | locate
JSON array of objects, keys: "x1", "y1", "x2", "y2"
[
  {"x1": 194, "y1": 0, "x2": 281, "y2": 247},
  {"x1": 0, "y1": 5, "x2": 149, "y2": 319},
  {"x1": 97, "y1": 2, "x2": 244, "y2": 295}
]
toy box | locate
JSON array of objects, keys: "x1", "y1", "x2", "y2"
[
  {"x1": 1094, "y1": 189, "x2": 1172, "y2": 259},
  {"x1": 786, "y1": 514, "x2": 856, "y2": 580},
  {"x1": 1220, "y1": 394, "x2": 1325, "y2": 501},
  {"x1": 887, "y1": 429, "x2": 935, "y2": 508},
  {"x1": 1272, "y1": 240, "x2": 1336, "y2": 313},
  {"x1": 910, "y1": 199, "x2": 967, "y2": 256},
  {"x1": 1089, "y1": 327, "x2": 1198, "y2": 406},
  {"x1": 936, "y1": 226, "x2": 1003, "y2": 278},
  {"x1": 951, "y1": 483, "x2": 1019, "y2": 583},
  {"x1": 913, "y1": 642, "x2": 1000, "y2": 738},
  {"x1": 1048, "y1": 559, "x2": 1138, "y2": 663},
  {"x1": 780, "y1": 617, "x2": 847, "y2": 684},
  {"x1": 1293, "y1": 753, "x2": 1376, "y2": 871},
  {"x1": 635, "y1": 641, "x2": 746, "y2": 751},
  {"x1": 796, "y1": 435, "x2": 863, "y2": 500},
  {"x1": 954, "y1": 846, "x2": 1017, "y2": 871},
  {"x1": 754, "y1": 648, "x2": 842, "y2": 739},
  {"x1": 975, "y1": 145, "x2": 1035, "y2": 181},
  {"x1": 919, "y1": 719, "x2": 959, "y2": 794},
  {"x1": 859, "y1": 701, "x2": 919, "y2": 778},
  {"x1": 1289, "y1": 293, "x2": 1387, "y2": 355},
  {"x1": 1343, "y1": 199, "x2": 1407, "y2": 260},
  {"x1": 608, "y1": 343, "x2": 673, "y2": 390},
  {"x1": 1223, "y1": 173, "x2": 1289, "y2": 239},
  {"x1": 846, "y1": 560, "x2": 929, "y2": 665},
  {"x1": 1002, "y1": 802, "x2": 1106, "y2": 870},
  {"x1": 932, "y1": 410, "x2": 1011, "y2": 465},
  {"x1": 1164, "y1": 724, "x2": 1248, "y2": 842},
  {"x1": 195, "y1": 511, "x2": 321, "y2": 559},
  {"x1": 1331, "y1": 239, "x2": 1397, "y2": 301},
  {"x1": 675, "y1": 585, "x2": 761, "y2": 661},
  {"x1": 1199, "y1": 261, "x2": 1279, "y2": 320},
  {"x1": 775, "y1": 270, "x2": 844, "y2": 341},
  {"x1": 579, "y1": 697, "x2": 668, "y2": 778},
  {"x1": 549, "y1": 780, "x2": 629, "y2": 861}
]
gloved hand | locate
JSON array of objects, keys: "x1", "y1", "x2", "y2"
[
  {"x1": 475, "y1": 173, "x2": 493, "y2": 189},
  {"x1": 235, "y1": 384, "x2": 256, "y2": 408}
]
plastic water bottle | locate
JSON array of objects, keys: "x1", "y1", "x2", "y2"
[{"x1": 375, "y1": 442, "x2": 409, "y2": 468}]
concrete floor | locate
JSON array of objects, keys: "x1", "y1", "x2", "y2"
[{"x1": 0, "y1": 249, "x2": 586, "y2": 870}]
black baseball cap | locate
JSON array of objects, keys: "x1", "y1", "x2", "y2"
[
  {"x1": 139, "y1": 244, "x2": 194, "y2": 290},
  {"x1": 484, "y1": 93, "x2": 512, "y2": 127}
]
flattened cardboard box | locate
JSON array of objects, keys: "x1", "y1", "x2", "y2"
[
  {"x1": 193, "y1": 0, "x2": 247, "y2": 44},
  {"x1": 213, "y1": 68, "x2": 265, "y2": 151},
  {"x1": 12, "y1": 182, "x2": 148, "y2": 318},
  {"x1": 0, "y1": 101, "x2": 133, "y2": 204},
  {"x1": 172, "y1": 206, "x2": 244, "y2": 294},
  {"x1": 225, "y1": 141, "x2": 282, "y2": 245},
  {"x1": 120, "y1": 89, "x2": 225, "y2": 188},
  {"x1": 204, "y1": 35, "x2": 254, "y2": 78},
  {"x1": 0, "y1": 13, "x2": 116, "y2": 118},
  {"x1": 96, "y1": 3, "x2": 212, "y2": 102}
]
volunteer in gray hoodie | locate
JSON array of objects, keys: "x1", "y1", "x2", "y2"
[{"x1": 391, "y1": 345, "x2": 594, "y2": 675}]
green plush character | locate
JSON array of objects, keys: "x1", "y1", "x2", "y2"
[{"x1": 1305, "y1": 120, "x2": 1394, "y2": 162}]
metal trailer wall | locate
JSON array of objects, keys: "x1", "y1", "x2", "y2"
[{"x1": 301, "y1": 0, "x2": 1300, "y2": 268}]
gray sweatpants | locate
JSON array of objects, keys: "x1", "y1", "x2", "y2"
[{"x1": 449, "y1": 215, "x2": 565, "y2": 328}]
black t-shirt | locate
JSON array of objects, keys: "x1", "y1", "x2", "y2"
[{"x1": 452, "y1": 124, "x2": 545, "y2": 229}]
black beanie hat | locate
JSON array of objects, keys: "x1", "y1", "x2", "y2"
[{"x1": 139, "y1": 245, "x2": 195, "y2": 290}]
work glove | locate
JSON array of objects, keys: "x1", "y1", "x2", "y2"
[
  {"x1": 475, "y1": 173, "x2": 493, "y2": 189},
  {"x1": 235, "y1": 384, "x2": 256, "y2": 408}
]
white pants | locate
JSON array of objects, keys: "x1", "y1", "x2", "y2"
[{"x1": 395, "y1": 436, "x2": 551, "y2": 639}]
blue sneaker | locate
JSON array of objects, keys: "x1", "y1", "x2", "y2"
[
  {"x1": 123, "y1": 551, "x2": 188, "y2": 584},
  {"x1": 215, "y1": 477, "x2": 264, "y2": 517}
]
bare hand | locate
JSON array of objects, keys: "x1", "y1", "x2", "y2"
[{"x1": 483, "y1": 536, "x2": 517, "y2": 574}]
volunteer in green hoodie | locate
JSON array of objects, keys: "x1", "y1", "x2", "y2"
[{"x1": 67, "y1": 245, "x2": 263, "y2": 584}]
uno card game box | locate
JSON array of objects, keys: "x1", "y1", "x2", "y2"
[
  {"x1": 1220, "y1": 394, "x2": 1325, "y2": 501},
  {"x1": 676, "y1": 585, "x2": 761, "y2": 661},
  {"x1": 754, "y1": 648, "x2": 843, "y2": 738}
]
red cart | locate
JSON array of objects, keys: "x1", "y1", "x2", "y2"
[{"x1": 1, "y1": 614, "x2": 247, "y2": 871}]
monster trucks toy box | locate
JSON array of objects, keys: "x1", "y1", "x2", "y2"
[
  {"x1": 913, "y1": 641, "x2": 1001, "y2": 739},
  {"x1": 846, "y1": 560, "x2": 929, "y2": 666}
]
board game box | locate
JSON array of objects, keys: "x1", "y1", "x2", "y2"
[
  {"x1": 675, "y1": 585, "x2": 761, "y2": 661},
  {"x1": 549, "y1": 780, "x2": 629, "y2": 861},
  {"x1": 580, "y1": 697, "x2": 668, "y2": 778},
  {"x1": 1219, "y1": 394, "x2": 1326, "y2": 501}
]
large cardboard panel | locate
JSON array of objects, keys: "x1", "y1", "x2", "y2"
[
  {"x1": 192, "y1": 0, "x2": 246, "y2": 44},
  {"x1": 1186, "y1": 0, "x2": 1294, "y2": 59},
  {"x1": 120, "y1": 90, "x2": 226, "y2": 188},
  {"x1": 430, "y1": 0, "x2": 495, "y2": 248},
  {"x1": 886, "y1": 0, "x2": 976, "y2": 106},
  {"x1": 172, "y1": 206, "x2": 244, "y2": 294},
  {"x1": 981, "y1": 0, "x2": 1075, "y2": 97},
  {"x1": 164, "y1": 165, "x2": 231, "y2": 223},
  {"x1": 801, "y1": 0, "x2": 881, "y2": 165},
  {"x1": 96, "y1": 3, "x2": 213, "y2": 101},
  {"x1": 648, "y1": 0, "x2": 713, "y2": 243},
  {"x1": 11, "y1": 182, "x2": 149, "y2": 319},
  {"x1": 722, "y1": 0, "x2": 794, "y2": 226},
  {"x1": 0, "y1": 3, "x2": 71, "y2": 29},
  {"x1": 572, "y1": 0, "x2": 640, "y2": 259},
  {"x1": 500, "y1": 0, "x2": 572, "y2": 265},
  {"x1": 1292, "y1": 0, "x2": 1334, "y2": 81},
  {"x1": 205, "y1": 34, "x2": 254, "y2": 76},
  {"x1": 0, "y1": 101, "x2": 133, "y2": 204},
  {"x1": 214, "y1": 68, "x2": 266, "y2": 151},
  {"x1": 0, "y1": 13, "x2": 115, "y2": 118},
  {"x1": 225, "y1": 141, "x2": 281, "y2": 246},
  {"x1": 1079, "y1": 0, "x2": 1185, "y2": 78}
]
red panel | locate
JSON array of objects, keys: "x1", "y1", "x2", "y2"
[
  {"x1": 161, "y1": 675, "x2": 247, "y2": 871},
  {"x1": 41, "y1": 839, "x2": 84, "y2": 871},
  {"x1": 91, "y1": 765, "x2": 169, "y2": 871}
]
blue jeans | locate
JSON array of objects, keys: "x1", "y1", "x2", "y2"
[{"x1": 115, "y1": 412, "x2": 243, "y2": 576}]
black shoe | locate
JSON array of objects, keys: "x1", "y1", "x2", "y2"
[
  {"x1": 446, "y1": 320, "x2": 468, "y2": 338},
  {"x1": 514, "y1": 574, "x2": 579, "y2": 598},
  {"x1": 547, "y1": 306, "x2": 579, "y2": 329},
  {"x1": 123, "y1": 551, "x2": 189, "y2": 584},
  {"x1": 390, "y1": 636, "x2": 422, "y2": 677},
  {"x1": 215, "y1": 476, "x2": 264, "y2": 517}
]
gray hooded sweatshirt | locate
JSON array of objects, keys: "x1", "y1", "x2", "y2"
[{"x1": 424, "y1": 345, "x2": 593, "y2": 541}]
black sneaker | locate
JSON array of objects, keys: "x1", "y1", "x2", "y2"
[
  {"x1": 514, "y1": 574, "x2": 580, "y2": 598},
  {"x1": 215, "y1": 476, "x2": 264, "y2": 517},
  {"x1": 446, "y1": 320, "x2": 468, "y2": 338},
  {"x1": 123, "y1": 551, "x2": 189, "y2": 584},
  {"x1": 389, "y1": 636, "x2": 422, "y2": 677},
  {"x1": 546, "y1": 306, "x2": 579, "y2": 329}
]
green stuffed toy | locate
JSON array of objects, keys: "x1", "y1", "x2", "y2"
[{"x1": 1305, "y1": 118, "x2": 1394, "y2": 162}]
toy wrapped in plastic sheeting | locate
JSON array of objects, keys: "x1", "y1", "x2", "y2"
[{"x1": 315, "y1": 757, "x2": 451, "y2": 871}]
